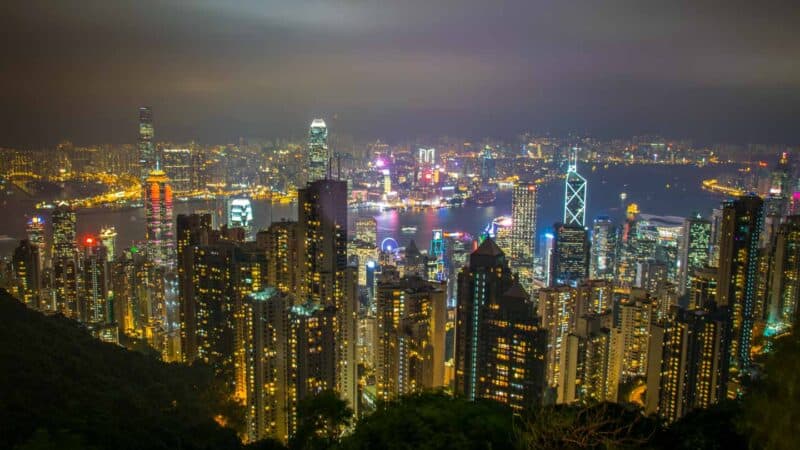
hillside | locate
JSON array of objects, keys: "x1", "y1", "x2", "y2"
[{"x1": 0, "y1": 289, "x2": 243, "y2": 450}]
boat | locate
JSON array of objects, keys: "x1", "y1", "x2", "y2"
[{"x1": 401, "y1": 226, "x2": 418, "y2": 234}]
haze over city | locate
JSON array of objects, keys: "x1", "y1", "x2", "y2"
[{"x1": 2, "y1": 0, "x2": 800, "y2": 146}]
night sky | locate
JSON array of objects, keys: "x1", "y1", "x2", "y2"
[{"x1": 2, "y1": 0, "x2": 799, "y2": 146}]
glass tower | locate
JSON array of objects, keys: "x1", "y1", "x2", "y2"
[
  {"x1": 563, "y1": 148, "x2": 587, "y2": 227},
  {"x1": 308, "y1": 119, "x2": 329, "y2": 182},
  {"x1": 138, "y1": 107, "x2": 155, "y2": 185}
]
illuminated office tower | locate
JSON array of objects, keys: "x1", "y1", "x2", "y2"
[
  {"x1": 260, "y1": 221, "x2": 301, "y2": 295},
  {"x1": 480, "y1": 146, "x2": 496, "y2": 182},
  {"x1": 590, "y1": 216, "x2": 616, "y2": 280},
  {"x1": 678, "y1": 215, "x2": 711, "y2": 295},
  {"x1": 138, "y1": 107, "x2": 156, "y2": 185},
  {"x1": 619, "y1": 291, "x2": 654, "y2": 380},
  {"x1": 228, "y1": 197, "x2": 254, "y2": 237},
  {"x1": 653, "y1": 308, "x2": 730, "y2": 423},
  {"x1": 766, "y1": 215, "x2": 800, "y2": 327},
  {"x1": 716, "y1": 195, "x2": 763, "y2": 377},
  {"x1": 162, "y1": 148, "x2": 192, "y2": 193},
  {"x1": 12, "y1": 239, "x2": 42, "y2": 309},
  {"x1": 511, "y1": 182, "x2": 537, "y2": 262},
  {"x1": 79, "y1": 236, "x2": 109, "y2": 325},
  {"x1": 176, "y1": 213, "x2": 213, "y2": 361},
  {"x1": 550, "y1": 223, "x2": 590, "y2": 287},
  {"x1": 559, "y1": 313, "x2": 622, "y2": 404},
  {"x1": 52, "y1": 204, "x2": 79, "y2": 317},
  {"x1": 354, "y1": 217, "x2": 377, "y2": 246},
  {"x1": 563, "y1": 148, "x2": 587, "y2": 227},
  {"x1": 144, "y1": 168, "x2": 175, "y2": 268},
  {"x1": 99, "y1": 226, "x2": 117, "y2": 260},
  {"x1": 455, "y1": 238, "x2": 546, "y2": 408},
  {"x1": 297, "y1": 179, "x2": 358, "y2": 414},
  {"x1": 308, "y1": 118, "x2": 329, "y2": 182},
  {"x1": 244, "y1": 288, "x2": 289, "y2": 443},
  {"x1": 404, "y1": 240, "x2": 425, "y2": 278},
  {"x1": 375, "y1": 270, "x2": 446, "y2": 402},
  {"x1": 418, "y1": 147, "x2": 435, "y2": 165},
  {"x1": 538, "y1": 285, "x2": 575, "y2": 392}
]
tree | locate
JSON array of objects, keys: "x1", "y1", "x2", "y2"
[
  {"x1": 338, "y1": 392, "x2": 514, "y2": 450},
  {"x1": 514, "y1": 403, "x2": 656, "y2": 450},
  {"x1": 738, "y1": 329, "x2": 800, "y2": 450},
  {"x1": 290, "y1": 390, "x2": 352, "y2": 450}
]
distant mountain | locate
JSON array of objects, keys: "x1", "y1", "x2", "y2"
[{"x1": 0, "y1": 289, "x2": 243, "y2": 450}]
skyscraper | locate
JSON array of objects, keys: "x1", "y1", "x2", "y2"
[
  {"x1": 511, "y1": 182, "x2": 537, "y2": 263},
  {"x1": 563, "y1": 148, "x2": 587, "y2": 227},
  {"x1": 717, "y1": 195, "x2": 763, "y2": 378},
  {"x1": 652, "y1": 308, "x2": 730, "y2": 423},
  {"x1": 297, "y1": 179, "x2": 358, "y2": 414},
  {"x1": 99, "y1": 226, "x2": 117, "y2": 260},
  {"x1": 144, "y1": 168, "x2": 175, "y2": 269},
  {"x1": 679, "y1": 215, "x2": 712, "y2": 295},
  {"x1": 52, "y1": 204, "x2": 78, "y2": 317},
  {"x1": 375, "y1": 270, "x2": 446, "y2": 402},
  {"x1": 550, "y1": 223, "x2": 590, "y2": 287},
  {"x1": 79, "y1": 236, "x2": 109, "y2": 326},
  {"x1": 590, "y1": 216, "x2": 616, "y2": 280},
  {"x1": 354, "y1": 217, "x2": 377, "y2": 247},
  {"x1": 308, "y1": 119, "x2": 329, "y2": 182},
  {"x1": 12, "y1": 239, "x2": 42, "y2": 309},
  {"x1": 176, "y1": 213, "x2": 213, "y2": 361},
  {"x1": 260, "y1": 221, "x2": 301, "y2": 295},
  {"x1": 766, "y1": 215, "x2": 800, "y2": 327},
  {"x1": 455, "y1": 238, "x2": 546, "y2": 409},
  {"x1": 138, "y1": 107, "x2": 156, "y2": 185}
]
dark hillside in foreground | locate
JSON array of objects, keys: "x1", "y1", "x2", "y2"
[{"x1": 0, "y1": 289, "x2": 242, "y2": 450}]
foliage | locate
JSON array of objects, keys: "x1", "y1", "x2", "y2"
[
  {"x1": 655, "y1": 401, "x2": 745, "y2": 450},
  {"x1": 514, "y1": 402, "x2": 657, "y2": 450},
  {"x1": 738, "y1": 330, "x2": 800, "y2": 450},
  {"x1": 337, "y1": 392, "x2": 515, "y2": 450},
  {"x1": 290, "y1": 390, "x2": 353, "y2": 450},
  {"x1": 0, "y1": 289, "x2": 243, "y2": 450}
]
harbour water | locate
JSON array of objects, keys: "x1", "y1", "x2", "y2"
[{"x1": 0, "y1": 163, "x2": 736, "y2": 257}]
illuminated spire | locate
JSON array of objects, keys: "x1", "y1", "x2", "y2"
[{"x1": 563, "y1": 147, "x2": 587, "y2": 226}]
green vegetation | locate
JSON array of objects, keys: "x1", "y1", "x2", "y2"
[{"x1": 0, "y1": 289, "x2": 243, "y2": 450}]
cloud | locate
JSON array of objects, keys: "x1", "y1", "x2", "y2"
[{"x1": 1, "y1": 0, "x2": 799, "y2": 146}]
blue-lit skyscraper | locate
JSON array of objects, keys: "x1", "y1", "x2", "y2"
[
  {"x1": 308, "y1": 119, "x2": 329, "y2": 182},
  {"x1": 563, "y1": 148, "x2": 587, "y2": 227},
  {"x1": 717, "y1": 194, "x2": 763, "y2": 379}
]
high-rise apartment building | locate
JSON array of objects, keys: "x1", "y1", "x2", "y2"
[
  {"x1": 455, "y1": 238, "x2": 546, "y2": 409},
  {"x1": 766, "y1": 215, "x2": 800, "y2": 327},
  {"x1": 375, "y1": 270, "x2": 446, "y2": 402},
  {"x1": 716, "y1": 195, "x2": 763, "y2": 378},
  {"x1": 52, "y1": 204, "x2": 78, "y2": 317}
]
